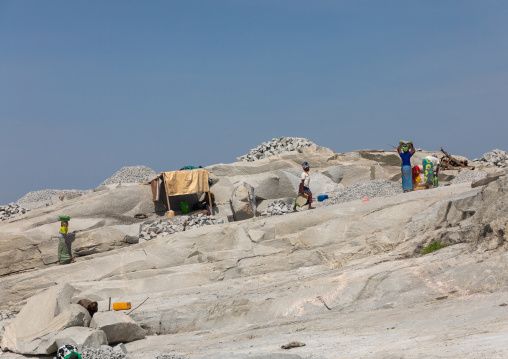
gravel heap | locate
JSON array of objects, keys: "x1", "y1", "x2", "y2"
[
  {"x1": 0, "y1": 203, "x2": 29, "y2": 221},
  {"x1": 16, "y1": 189, "x2": 89, "y2": 206},
  {"x1": 140, "y1": 214, "x2": 225, "y2": 241},
  {"x1": 451, "y1": 169, "x2": 488, "y2": 185},
  {"x1": 473, "y1": 149, "x2": 508, "y2": 167},
  {"x1": 237, "y1": 137, "x2": 316, "y2": 162},
  {"x1": 260, "y1": 200, "x2": 294, "y2": 217},
  {"x1": 81, "y1": 346, "x2": 128, "y2": 359},
  {"x1": 98, "y1": 166, "x2": 157, "y2": 187},
  {"x1": 0, "y1": 312, "x2": 15, "y2": 320},
  {"x1": 78, "y1": 347, "x2": 189, "y2": 359},
  {"x1": 321, "y1": 180, "x2": 403, "y2": 206}
]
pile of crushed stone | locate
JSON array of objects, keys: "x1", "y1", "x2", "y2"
[
  {"x1": 140, "y1": 214, "x2": 225, "y2": 241},
  {"x1": 321, "y1": 180, "x2": 402, "y2": 206},
  {"x1": 98, "y1": 166, "x2": 157, "y2": 187},
  {"x1": 451, "y1": 169, "x2": 488, "y2": 184},
  {"x1": 473, "y1": 149, "x2": 508, "y2": 168},
  {"x1": 259, "y1": 200, "x2": 294, "y2": 216},
  {"x1": 237, "y1": 137, "x2": 315, "y2": 162},
  {"x1": 80, "y1": 346, "x2": 128, "y2": 359},
  {"x1": 16, "y1": 189, "x2": 90, "y2": 207},
  {"x1": 0, "y1": 203, "x2": 30, "y2": 221},
  {"x1": 60, "y1": 347, "x2": 190, "y2": 359}
]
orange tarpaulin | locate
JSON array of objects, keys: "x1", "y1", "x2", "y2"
[
  {"x1": 162, "y1": 169, "x2": 210, "y2": 196},
  {"x1": 150, "y1": 169, "x2": 210, "y2": 200}
]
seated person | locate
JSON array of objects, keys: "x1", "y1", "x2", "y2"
[
  {"x1": 77, "y1": 299, "x2": 98, "y2": 317},
  {"x1": 192, "y1": 192, "x2": 215, "y2": 215}
]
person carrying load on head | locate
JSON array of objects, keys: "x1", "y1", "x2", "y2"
[
  {"x1": 397, "y1": 141, "x2": 416, "y2": 193},
  {"x1": 293, "y1": 161, "x2": 316, "y2": 212},
  {"x1": 57, "y1": 215, "x2": 75, "y2": 265},
  {"x1": 423, "y1": 154, "x2": 440, "y2": 187}
]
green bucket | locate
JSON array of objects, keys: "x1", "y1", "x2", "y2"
[{"x1": 180, "y1": 201, "x2": 190, "y2": 214}]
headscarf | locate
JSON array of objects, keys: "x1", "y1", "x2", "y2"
[{"x1": 302, "y1": 162, "x2": 309, "y2": 171}]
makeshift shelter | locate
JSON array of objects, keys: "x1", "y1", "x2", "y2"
[{"x1": 149, "y1": 169, "x2": 214, "y2": 215}]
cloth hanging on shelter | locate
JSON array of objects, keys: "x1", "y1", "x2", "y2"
[
  {"x1": 150, "y1": 177, "x2": 163, "y2": 201},
  {"x1": 163, "y1": 169, "x2": 210, "y2": 196}
]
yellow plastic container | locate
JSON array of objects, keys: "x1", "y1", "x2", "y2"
[
  {"x1": 167, "y1": 210, "x2": 175, "y2": 218},
  {"x1": 113, "y1": 302, "x2": 131, "y2": 311}
]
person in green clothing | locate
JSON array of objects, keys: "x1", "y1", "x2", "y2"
[{"x1": 58, "y1": 219, "x2": 75, "y2": 264}]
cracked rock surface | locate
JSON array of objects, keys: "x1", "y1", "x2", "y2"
[{"x1": 3, "y1": 146, "x2": 508, "y2": 359}]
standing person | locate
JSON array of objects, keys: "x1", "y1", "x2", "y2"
[
  {"x1": 423, "y1": 154, "x2": 440, "y2": 187},
  {"x1": 397, "y1": 141, "x2": 416, "y2": 193},
  {"x1": 58, "y1": 218, "x2": 75, "y2": 265},
  {"x1": 293, "y1": 161, "x2": 315, "y2": 211}
]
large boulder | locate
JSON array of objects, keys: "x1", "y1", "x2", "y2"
[
  {"x1": 471, "y1": 172, "x2": 505, "y2": 188},
  {"x1": 72, "y1": 226, "x2": 131, "y2": 257},
  {"x1": 111, "y1": 224, "x2": 141, "y2": 244},
  {"x1": 90, "y1": 312, "x2": 145, "y2": 345},
  {"x1": 0, "y1": 233, "x2": 40, "y2": 276},
  {"x1": 321, "y1": 165, "x2": 344, "y2": 183},
  {"x1": 55, "y1": 327, "x2": 108, "y2": 351},
  {"x1": 0, "y1": 284, "x2": 91, "y2": 355},
  {"x1": 231, "y1": 182, "x2": 257, "y2": 221},
  {"x1": 0, "y1": 185, "x2": 155, "y2": 276}
]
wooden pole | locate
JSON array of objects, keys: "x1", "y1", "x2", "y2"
[
  {"x1": 165, "y1": 176, "x2": 171, "y2": 212},
  {"x1": 207, "y1": 191, "x2": 214, "y2": 215},
  {"x1": 108, "y1": 297, "x2": 111, "y2": 311}
]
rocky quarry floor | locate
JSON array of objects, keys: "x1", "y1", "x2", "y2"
[{"x1": 1, "y1": 144, "x2": 508, "y2": 359}]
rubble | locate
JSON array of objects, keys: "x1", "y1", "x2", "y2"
[
  {"x1": 451, "y1": 169, "x2": 488, "y2": 185},
  {"x1": 0, "y1": 203, "x2": 29, "y2": 221},
  {"x1": 237, "y1": 137, "x2": 315, "y2": 162},
  {"x1": 98, "y1": 166, "x2": 157, "y2": 187},
  {"x1": 81, "y1": 345, "x2": 128, "y2": 359},
  {"x1": 16, "y1": 189, "x2": 90, "y2": 210},
  {"x1": 139, "y1": 214, "x2": 225, "y2": 241},
  {"x1": 259, "y1": 200, "x2": 294, "y2": 216},
  {"x1": 473, "y1": 149, "x2": 508, "y2": 168},
  {"x1": 321, "y1": 179, "x2": 402, "y2": 206}
]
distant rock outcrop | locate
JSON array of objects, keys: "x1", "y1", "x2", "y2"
[
  {"x1": 474, "y1": 149, "x2": 508, "y2": 167},
  {"x1": 237, "y1": 137, "x2": 316, "y2": 162}
]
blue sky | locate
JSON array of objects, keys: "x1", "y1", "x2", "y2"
[{"x1": 1, "y1": 1, "x2": 507, "y2": 204}]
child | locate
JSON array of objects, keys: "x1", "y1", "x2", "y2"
[
  {"x1": 293, "y1": 161, "x2": 315, "y2": 211},
  {"x1": 58, "y1": 217, "x2": 75, "y2": 264}
]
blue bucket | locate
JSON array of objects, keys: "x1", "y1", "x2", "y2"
[{"x1": 317, "y1": 195, "x2": 328, "y2": 202}]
